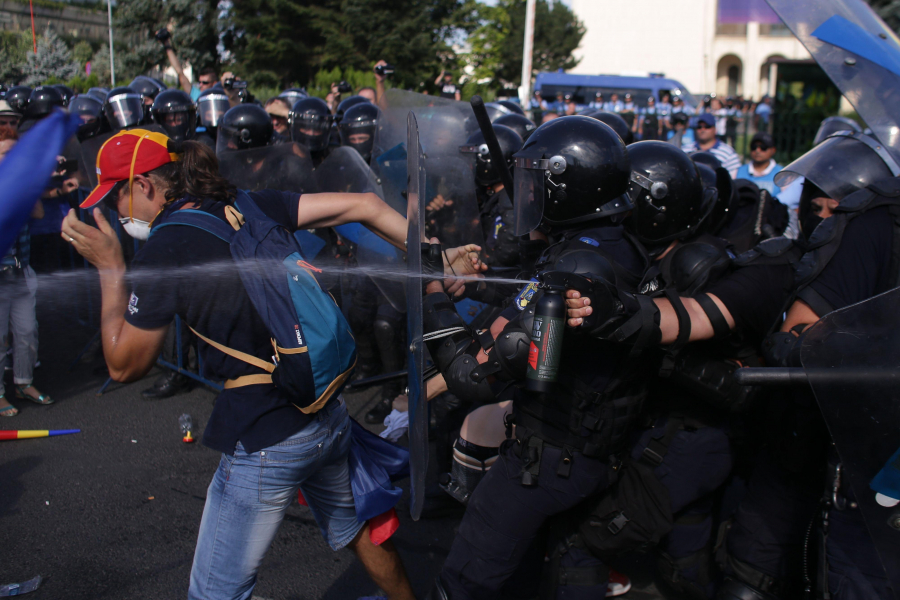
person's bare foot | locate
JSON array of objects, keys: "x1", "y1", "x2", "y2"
[{"x1": 0, "y1": 395, "x2": 18, "y2": 416}]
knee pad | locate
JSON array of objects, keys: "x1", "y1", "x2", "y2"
[
  {"x1": 440, "y1": 437, "x2": 499, "y2": 505},
  {"x1": 716, "y1": 577, "x2": 780, "y2": 600}
]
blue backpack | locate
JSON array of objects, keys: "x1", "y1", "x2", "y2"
[{"x1": 152, "y1": 191, "x2": 357, "y2": 413}]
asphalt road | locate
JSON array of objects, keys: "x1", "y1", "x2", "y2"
[{"x1": 0, "y1": 276, "x2": 668, "y2": 599}]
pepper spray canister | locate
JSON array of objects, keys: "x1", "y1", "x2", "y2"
[{"x1": 526, "y1": 286, "x2": 566, "y2": 392}]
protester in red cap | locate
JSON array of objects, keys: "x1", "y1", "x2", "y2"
[{"x1": 61, "y1": 128, "x2": 484, "y2": 600}]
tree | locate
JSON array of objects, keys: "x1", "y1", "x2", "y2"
[
  {"x1": 72, "y1": 41, "x2": 94, "y2": 67},
  {"x1": 113, "y1": 0, "x2": 219, "y2": 83},
  {"x1": 867, "y1": 0, "x2": 900, "y2": 33},
  {"x1": 0, "y1": 31, "x2": 31, "y2": 84},
  {"x1": 464, "y1": 0, "x2": 585, "y2": 88},
  {"x1": 222, "y1": 0, "x2": 470, "y2": 91},
  {"x1": 23, "y1": 29, "x2": 81, "y2": 86}
]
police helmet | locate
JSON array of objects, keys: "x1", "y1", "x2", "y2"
[
  {"x1": 197, "y1": 87, "x2": 230, "y2": 130},
  {"x1": 105, "y1": 87, "x2": 145, "y2": 130},
  {"x1": 497, "y1": 100, "x2": 525, "y2": 116},
  {"x1": 692, "y1": 152, "x2": 734, "y2": 233},
  {"x1": 217, "y1": 104, "x2": 273, "y2": 152},
  {"x1": 24, "y1": 86, "x2": 64, "y2": 120},
  {"x1": 151, "y1": 89, "x2": 197, "y2": 142},
  {"x1": 484, "y1": 102, "x2": 515, "y2": 122},
  {"x1": 69, "y1": 94, "x2": 104, "y2": 141},
  {"x1": 494, "y1": 113, "x2": 537, "y2": 142},
  {"x1": 289, "y1": 97, "x2": 333, "y2": 152},
  {"x1": 335, "y1": 95, "x2": 370, "y2": 124},
  {"x1": 775, "y1": 131, "x2": 899, "y2": 204},
  {"x1": 671, "y1": 112, "x2": 690, "y2": 127},
  {"x1": 51, "y1": 84, "x2": 74, "y2": 107},
  {"x1": 86, "y1": 87, "x2": 109, "y2": 102},
  {"x1": 625, "y1": 141, "x2": 715, "y2": 247},
  {"x1": 585, "y1": 111, "x2": 633, "y2": 145},
  {"x1": 5, "y1": 85, "x2": 31, "y2": 114},
  {"x1": 459, "y1": 124, "x2": 523, "y2": 188},
  {"x1": 812, "y1": 116, "x2": 862, "y2": 147},
  {"x1": 512, "y1": 115, "x2": 632, "y2": 235},
  {"x1": 279, "y1": 88, "x2": 308, "y2": 107},
  {"x1": 338, "y1": 102, "x2": 378, "y2": 162},
  {"x1": 128, "y1": 75, "x2": 165, "y2": 100}
]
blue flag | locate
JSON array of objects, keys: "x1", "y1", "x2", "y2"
[{"x1": 0, "y1": 109, "x2": 81, "y2": 256}]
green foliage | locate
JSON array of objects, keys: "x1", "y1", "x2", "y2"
[
  {"x1": 0, "y1": 31, "x2": 31, "y2": 84},
  {"x1": 113, "y1": 0, "x2": 219, "y2": 83},
  {"x1": 89, "y1": 44, "x2": 112, "y2": 87},
  {"x1": 66, "y1": 73, "x2": 101, "y2": 94},
  {"x1": 464, "y1": 0, "x2": 585, "y2": 88},
  {"x1": 72, "y1": 41, "x2": 94, "y2": 67},
  {"x1": 222, "y1": 0, "x2": 467, "y2": 92},
  {"x1": 23, "y1": 29, "x2": 80, "y2": 86}
]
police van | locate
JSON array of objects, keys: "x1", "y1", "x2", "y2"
[{"x1": 534, "y1": 72, "x2": 698, "y2": 111}]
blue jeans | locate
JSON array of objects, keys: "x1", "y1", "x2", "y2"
[{"x1": 188, "y1": 397, "x2": 362, "y2": 600}]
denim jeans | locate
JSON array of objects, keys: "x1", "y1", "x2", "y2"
[{"x1": 188, "y1": 397, "x2": 361, "y2": 600}]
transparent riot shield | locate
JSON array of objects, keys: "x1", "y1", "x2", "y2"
[
  {"x1": 801, "y1": 287, "x2": 900, "y2": 598},
  {"x1": 766, "y1": 0, "x2": 900, "y2": 165},
  {"x1": 217, "y1": 143, "x2": 317, "y2": 195},
  {"x1": 406, "y1": 112, "x2": 427, "y2": 521},
  {"x1": 422, "y1": 154, "x2": 483, "y2": 250},
  {"x1": 315, "y1": 146, "x2": 406, "y2": 311},
  {"x1": 374, "y1": 88, "x2": 478, "y2": 166}
]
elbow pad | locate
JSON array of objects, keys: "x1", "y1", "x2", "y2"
[
  {"x1": 490, "y1": 305, "x2": 535, "y2": 381},
  {"x1": 423, "y1": 292, "x2": 480, "y2": 373},
  {"x1": 445, "y1": 354, "x2": 497, "y2": 404}
]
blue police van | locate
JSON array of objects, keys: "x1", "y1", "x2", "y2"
[{"x1": 534, "y1": 72, "x2": 698, "y2": 111}]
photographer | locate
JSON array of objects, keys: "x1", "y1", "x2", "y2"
[
  {"x1": 155, "y1": 28, "x2": 197, "y2": 99},
  {"x1": 370, "y1": 60, "x2": 393, "y2": 104}
]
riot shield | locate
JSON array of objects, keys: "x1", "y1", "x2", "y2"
[
  {"x1": 765, "y1": 0, "x2": 900, "y2": 164},
  {"x1": 217, "y1": 143, "x2": 317, "y2": 195},
  {"x1": 801, "y1": 287, "x2": 900, "y2": 598},
  {"x1": 315, "y1": 146, "x2": 406, "y2": 311},
  {"x1": 406, "y1": 112, "x2": 427, "y2": 521},
  {"x1": 374, "y1": 88, "x2": 478, "y2": 166}
]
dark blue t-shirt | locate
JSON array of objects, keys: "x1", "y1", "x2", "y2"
[{"x1": 125, "y1": 190, "x2": 308, "y2": 455}]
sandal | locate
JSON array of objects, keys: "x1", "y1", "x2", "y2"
[
  {"x1": 0, "y1": 395, "x2": 18, "y2": 417},
  {"x1": 15, "y1": 385, "x2": 53, "y2": 405}
]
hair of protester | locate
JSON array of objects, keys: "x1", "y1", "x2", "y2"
[
  {"x1": 0, "y1": 125, "x2": 18, "y2": 142},
  {"x1": 357, "y1": 86, "x2": 375, "y2": 95},
  {"x1": 106, "y1": 141, "x2": 236, "y2": 210},
  {"x1": 198, "y1": 66, "x2": 219, "y2": 79}
]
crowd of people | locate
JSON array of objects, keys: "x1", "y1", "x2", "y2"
[{"x1": 0, "y1": 15, "x2": 894, "y2": 600}]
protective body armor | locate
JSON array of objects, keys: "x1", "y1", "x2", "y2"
[
  {"x1": 793, "y1": 176, "x2": 900, "y2": 318},
  {"x1": 715, "y1": 179, "x2": 789, "y2": 254}
]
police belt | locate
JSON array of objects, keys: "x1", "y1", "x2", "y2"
[{"x1": 514, "y1": 394, "x2": 618, "y2": 459}]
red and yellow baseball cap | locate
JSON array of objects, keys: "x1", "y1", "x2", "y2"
[{"x1": 80, "y1": 129, "x2": 180, "y2": 209}]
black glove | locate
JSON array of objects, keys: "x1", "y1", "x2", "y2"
[
  {"x1": 155, "y1": 28, "x2": 173, "y2": 50},
  {"x1": 421, "y1": 241, "x2": 443, "y2": 294},
  {"x1": 761, "y1": 325, "x2": 806, "y2": 368}
]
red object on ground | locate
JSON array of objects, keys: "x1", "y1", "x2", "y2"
[
  {"x1": 606, "y1": 568, "x2": 632, "y2": 597},
  {"x1": 297, "y1": 490, "x2": 399, "y2": 545}
]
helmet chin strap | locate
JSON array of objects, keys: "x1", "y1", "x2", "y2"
[{"x1": 127, "y1": 135, "x2": 147, "y2": 223}]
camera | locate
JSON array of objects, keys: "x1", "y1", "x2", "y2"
[
  {"x1": 374, "y1": 64, "x2": 395, "y2": 77},
  {"x1": 336, "y1": 81, "x2": 352, "y2": 94},
  {"x1": 223, "y1": 77, "x2": 248, "y2": 91},
  {"x1": 155, "y1": 28, "x2": 171, "y2": 43}
]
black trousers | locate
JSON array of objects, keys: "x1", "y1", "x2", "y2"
[{"x1": 440, "y1": 440, "x2": 610, "y2": 600}]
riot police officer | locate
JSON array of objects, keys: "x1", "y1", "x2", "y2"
[
  {"x1": 457, "y1": 124, "x2": 522, "y2": 272},
  {"x1": 19, "y1": 86, "x2": 64, "y2": 132},
  {"x1": 5, "y1": 85, "x2": 31, "y2": 115},
  {"x1": 424, "y1": 116, "x2": 649, "y2": 600},
  {"x1": 289, "y1": 96, "x2": 333, "y2": 164},
  {"x1": 104, "y1": 87, "x2": 145, "y2": 132},
  {"x1": 196, "y1": 86, "x2": 230, "y2": 143},
  {"x1": 69, "y1": 94, "x2": 106, "y2": 141},
  {"x1": 150, "y1": 89, "x2": 198, "y2": 143},
  {"x1": 338, "y1": 102, "x2": 378, "y2": 163},
  {"x1": 585, "y1": 110, "x2": 633, "y2": 144}
]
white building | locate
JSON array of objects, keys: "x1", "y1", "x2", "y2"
[{"x1": 568, "y1": 0, "x2": 811, "y2": 101}]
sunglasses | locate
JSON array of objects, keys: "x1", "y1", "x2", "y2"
[
  {"x1": 750, "y1": 143, "x2": 770, "y2": 151},
  {"x1": 198, "y1": 79, "x2": 215, "y2": 86},
  {"x1": 696, "y1": 122, "x2": 714, "y2": 130}
]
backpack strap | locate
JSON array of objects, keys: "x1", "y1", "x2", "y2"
[
  {"x1": 187, "y1": 326, "x2": 276, "y2": 389},
  {"x1": 151, "y1": 209, "x2": 239, "y2": 243}
]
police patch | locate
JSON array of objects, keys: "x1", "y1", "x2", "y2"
[
  {"x1": 493, "y1": 215, "x2": 503, "y2": 240},
  {"x1": 514, "y1": 278, "x2": 539, "y2": 311},
  {"x1": 579, "y1": 237, "x2": 600, "y2": 247}
]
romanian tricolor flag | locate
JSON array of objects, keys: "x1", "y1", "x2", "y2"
[{"x1": 0, "y1": 429, "x2": 80, "y2": 441}]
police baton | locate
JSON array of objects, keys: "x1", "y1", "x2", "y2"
[
  {"x1": 734, "y1": 367, "x2": 900, "y2": 385},
  {"x1": 470, "y1": 96, "x2": 515, "y2": 206}
]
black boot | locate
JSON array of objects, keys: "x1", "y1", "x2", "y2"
[{"x1": 142, "y1": 371, "x2": 192, "y2": 399}]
